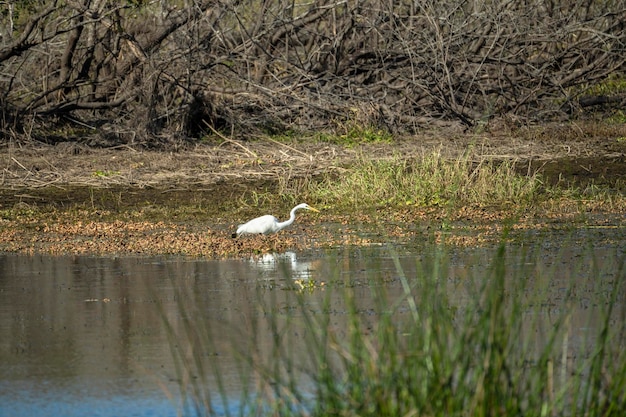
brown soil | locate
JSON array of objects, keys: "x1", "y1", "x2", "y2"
[
  {"x1": 1, "y1": 124, "x2": 625, "y2": 257},
  {"x1": 3, "y1": 123, "x2": 625, "y2": 190}
]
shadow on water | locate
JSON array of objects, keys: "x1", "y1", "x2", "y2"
[{"x1": 0, "y1": 227, "x2": 624, "y2": 416}]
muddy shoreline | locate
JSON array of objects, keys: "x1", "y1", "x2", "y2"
[{"x1": 1, "y1": 127, "x2": 625, "y2": 257}]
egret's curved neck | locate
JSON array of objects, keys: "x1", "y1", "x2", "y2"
[{"x1": 276, "y1": 206, "x2": 299, "y2": 230}]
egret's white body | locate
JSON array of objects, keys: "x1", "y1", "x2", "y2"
[{"x1": 232, "y1": 203, "x2": 319, "y2": 238}]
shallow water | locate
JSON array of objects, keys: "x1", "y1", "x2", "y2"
[{"x1": 0, "y1": 229, "x2": 624, "y2": 417}]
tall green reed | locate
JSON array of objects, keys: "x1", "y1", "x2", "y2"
[{"x1": 162, "y1": 242, "x2": 625, "y2": 416}]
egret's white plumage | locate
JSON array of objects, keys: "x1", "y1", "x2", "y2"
[{"x1": 232, "y1": 203, "x2": 320, "y2": 238}]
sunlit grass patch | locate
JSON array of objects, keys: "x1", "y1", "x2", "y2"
[{"x1": 311, "y1": 151, "x2": 543, "y2": 210}]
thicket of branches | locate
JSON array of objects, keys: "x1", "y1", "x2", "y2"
[{"x1": 1, "y1": 0, "x2": 625, "y2": 146}]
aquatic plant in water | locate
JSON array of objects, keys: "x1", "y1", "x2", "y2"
[{"x1": 163, "y1": 240, "x2": 626, "y2": 416}]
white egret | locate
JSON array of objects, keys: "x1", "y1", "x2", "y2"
[{"x1": 232, "y1": 203, "x2": 320, "y2": 238}]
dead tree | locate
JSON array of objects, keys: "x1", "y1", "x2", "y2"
[{"x1": 1, "y1": 0, "x2": 624, "y2": 145}]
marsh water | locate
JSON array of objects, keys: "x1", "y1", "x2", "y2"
[{"x1": 1, "y1": 225, "x2": 625, "y2": 417}]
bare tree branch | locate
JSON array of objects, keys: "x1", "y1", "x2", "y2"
[
  {"x1": 1, "y1": 0, "x2": 625, "y2": 145},
  {"x1": 0, "y1": 2, "x2": 59, "y2": 61}
]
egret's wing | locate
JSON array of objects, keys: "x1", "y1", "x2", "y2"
[{"x1": 239, "y1": 215, "x2": 279, "y2": 235}]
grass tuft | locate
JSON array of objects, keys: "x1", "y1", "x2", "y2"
[{"x1": 311, "y1": 151, "x2": 543, "y2": 210}]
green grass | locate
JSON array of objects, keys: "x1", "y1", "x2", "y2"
[
  {"x1": 233, "y1": 151, "x2": 546, "y2": 215},
  {"x1": 310, "y1": 152, "x2": 543, "y2": 210},
  {"x1": 162, "y1": 240, "x2": 626, "y2": 417}
]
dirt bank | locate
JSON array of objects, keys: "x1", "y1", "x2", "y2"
[
  {"x1": 2, "y1": 123, "x2": 625, "y2": 191},
  {"x1": 1, "y1": 125, "x2": 625, "y2": 257}
]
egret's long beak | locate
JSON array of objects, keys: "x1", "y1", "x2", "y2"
[{"x1": 308, "y1": 206, "x2": 320, "y2": 213}]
